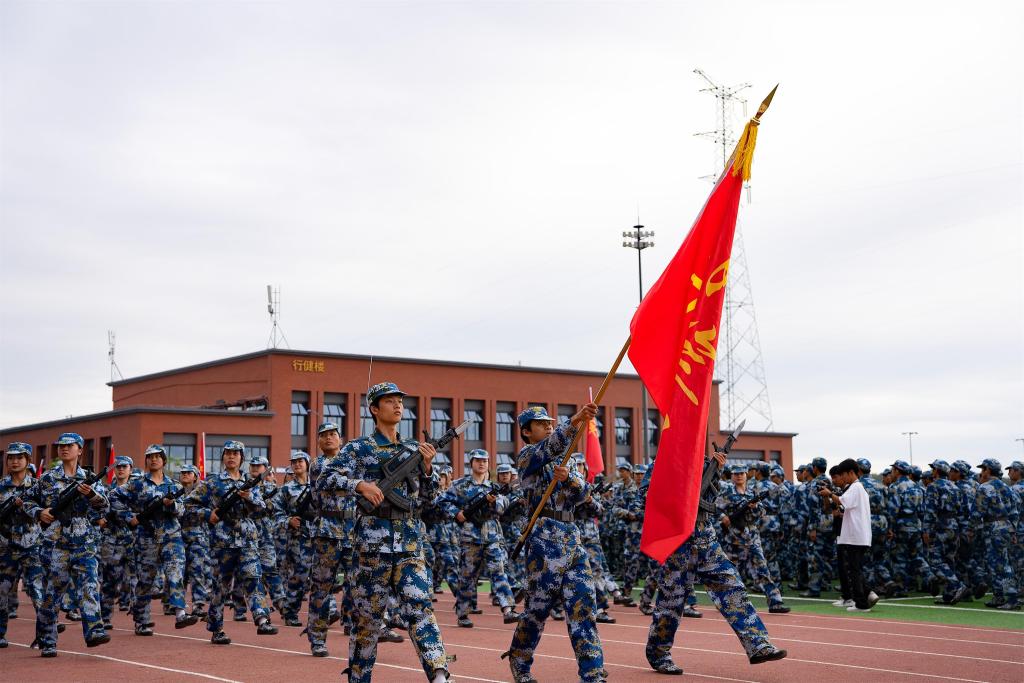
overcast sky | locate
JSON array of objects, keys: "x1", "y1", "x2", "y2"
[{"x1": 2, "y1": 1, "x2": 1021, "y2": 469}]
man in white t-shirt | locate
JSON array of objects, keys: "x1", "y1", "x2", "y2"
[{"x1": 819, "y1": 459, "x2": 876, "y2": 612}]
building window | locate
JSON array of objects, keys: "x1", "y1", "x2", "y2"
[
  {"x1": 204, "y1": 436, "x2": 270, "y2": 476},
  {"x1": 432, "y1": 452, "x2": 451, "y2": 468},
  {"x1": 496, "y1": 410, "x2": 515, "y2": 443},
  {"x1": 496, "y1": 453, "x2": 515, "y2": 467},
  {"x1": 593, "y1": 414, "x2": 604, "y2": 439},
  {"x1": 463, "y1": 409, "x2": 483, "y2": 441},
  {"x1": 163, "y1": 433, "x2": 197, "y2": 476},
  {"x1": 291, "y1": 404, "x2": 308, "y2": 435},
  {"x1": 360, "y1": 405, "x2": 375, "y2": 437},
  {"x1": 430, "y1": 408, "x2": 451, "y2": 440},
  {"x1": 323, "y1": 392, "x2": 347, "y2": 438},
  {"x1": 399, "y1": 402, "x2": 418, "y2": 441},
  {"x1": 646, "y1": 410, "x2": 660, "y2": 447},
  {"x1": 615, "y1": 416, "x2": 631, "y2": 445}
]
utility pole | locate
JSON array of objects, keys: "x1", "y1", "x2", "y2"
[
  {"x1": 901, "y1": 431, "x2": 919, "y2": 466},
  {"x1": 266, "y1": 285, "x2": 290, "y2": 349},
  {"x1": 693, "y1": 68, "x2": 774, "y2": 431},
  {"x1": 622, "y1": 222, "x2": 655, "y2": 463}
]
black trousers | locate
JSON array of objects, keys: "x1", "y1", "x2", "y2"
[{"x1": 837, "y1": 544, "x2": 869, "y2": 608}]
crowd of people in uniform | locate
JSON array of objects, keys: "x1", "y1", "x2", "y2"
[{"x1": 2, "y1": 380, "x2": 1021, "y2": 681}]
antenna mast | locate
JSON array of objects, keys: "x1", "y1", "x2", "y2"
[
  {"x1": 266, "y1": 285, "x2": 290, "y2": 349},
  {"x1": 693, "y1": 68, "x2": 774, "y2": 431},
  {"x1": 108, "y1": 330, "x2": 124, "y2": 382}
]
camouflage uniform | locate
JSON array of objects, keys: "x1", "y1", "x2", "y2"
[
  {"x1": 858, "y1": 469, "x2": 893, "y2": 591},
  {"x1": 804, "y1": 461, "x2": 835, "y2": 595},
  {"x1": 612, "y1": 476, "x2": 643, "y2": 597},
  {"x1": 971, "y1": 460, "x2": 1020, "y2": 608},
  {"x1": 951, "y1": 461, "x2": 986, "y2": 594},
  {"x1": 96, "y1": 471, "x2": 136, "y2": 625},
  {"x1": 715, "y1": 470, "x2": 785, "y2": 608},
  {"x1": 110, "y1": 462, "x2": 189, "y2": 628},
  {"x1": 250, "y1": 462, "x2": 286, "y2": 611},
  {"x1": 505, "y1": 409, "x2": 604, "y2": 683},
  {"x1": 0, "y1": 449, "x2": 44, "y2": 644},
  {"x1": 646, "y1": 455, "x2": 785, "y2": 672},
  {"x1": 178, "y1": 466, "x2": 212, "y2": 611},
  {"x1": 888, "y1": 461, "x2": 936, "y2": 594},
  {"x1": 923, "y1": 461, "x2": 967, "y2": 603},
  {"x1": 277, "y1": 465, "x2": 316, "y2": 621},
  {"x1": 499, "y1": 477, "x2": 529, "y2": 593},
  {"x1": 21, "y1": 447, "x2": 109, "y2": 651},
  {"x1": 751, "y1": 467, "x2": 782, "y2": 585},
  {"x1": 1008, "y1": 462, "x2": 1024, "y2": 597},
  {"x1": 312, "y1": 387, "x2": 448, "y2": 683},
  {"x1": 185, "y1": 467, "x2": 271, "y2": 636},
  {"x1": 438, "y1": 470, "x2": 516, "y2": 619}
]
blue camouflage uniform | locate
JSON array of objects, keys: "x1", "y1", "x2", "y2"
[
  {"x1": 888, "y1": 461, "x2": 937, "y2": 594},
  {"x1": 923, "y1": 460, "x2": 967, "y2": 603},
  {"x1": 178, "y1": 464, "x2": 211, "y2": 611},
  {"x1": 21, "y1": 434, "x2": 110, "y2": 652},
  {"x1": 612, "y1": 472, "x2": 644, "y2": 598},
  {"x1": 278, "y1": 452, "x2": 316, "y2": 622},
  {"x1": 645, "y1": 453, "x2": 784, "y2": 672},
  {"x1": 498, "y1": 464, "x2": 528, "y2": 593},
  {"x1": 97, "y1": 458, "x2": 137, "y2": 625},
  {"x1": 0, "y1": 443, "x2": 44, "y2": 645},
  {"x1": 804, "y1": 459, "x2": 834, "y2": 594},
  {"x1": 971, "y1": 459, "x2": 1021, "y2": 608},
  {"x1": 1008, "y1": 462, "x2": 1024, "y2": 597},
  {"x1": 438, "y1": 453, "x2": 517, "y2": 620},
  {"x1": 247, "y1": 455, "x2": 286, "y2": 613},
  {"x1": 184, "y1": 442, "x2": 272, "y2": 638},
  {"x1": 110, "y1": 445, "x2": 191, "y2": 629},
  {"x1": 312, "y1": 385, "x2": 449, "y2": 682},
  {"x1": 855, "y1": 459, "x2": 892, "y2": 591},
  {"x1": 751, "y1": 464, "x2": 782, "y2": 585},
  {"x1": 505, "y1": 407, "x2": 605, "y2": 683},
  {"x1": 951, "y1": 461, "x2": 986, "y2": 594}
]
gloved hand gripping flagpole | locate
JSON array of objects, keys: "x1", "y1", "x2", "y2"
[{"x1": 511, "y1": 337, "x2": 632, "y2": 560}]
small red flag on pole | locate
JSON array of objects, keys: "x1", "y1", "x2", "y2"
[
  {"x1": 197, "y1": 432, "x2": 206, "y2": 480},
  {"x1": 583, "y1": 387, "x2": 604, "y2": 482},
  {"x1": 107, "y1": 441, "x2": 116, "y2": 483}
]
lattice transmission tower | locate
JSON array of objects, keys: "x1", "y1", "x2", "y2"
[{"x1": 693, "y1": 68, "x2": 774, "y2": 431}]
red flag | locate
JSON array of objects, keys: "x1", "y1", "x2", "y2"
[
  {"x1": 583, "y1": 419, "x2": 604, "y2": 483},
  {"x1": 197, "y1": 432, "x2": 206, "y2": 480},
  {"x1": 631, "y1": 161, "x2": 745, "y2": 563},
  {"x1": 107, "y1": 441, "x2": 116, "y2": 483}
]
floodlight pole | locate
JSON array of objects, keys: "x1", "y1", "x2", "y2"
[
  {"x1": 901, "y1": 431, "x2": 919, "y2": 466},
  {"x1": 623, "y1": 223, "x2": 655, "y2": 464}
]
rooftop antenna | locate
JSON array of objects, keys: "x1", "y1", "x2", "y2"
[
  {"x1": 108, "y1": 330, "x2": 123, "y2": 382},
  {"x1": 693, "y1": 68, "x2": 773, "y2": 431},
  {"x1": 266, "y1": 285, "x2": 290, "y2": 349}
]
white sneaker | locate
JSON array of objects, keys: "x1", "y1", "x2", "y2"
[
  {"x1": 832, "y1": 599, "x2": 854, "y2": 607},
  {"x1": 847, "y1": 605, "x2": 872, "y2": 612}
]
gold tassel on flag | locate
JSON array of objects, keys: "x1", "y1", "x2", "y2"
[{"x1": 731, "y1": 84, "x2": 778, "y2": 181}]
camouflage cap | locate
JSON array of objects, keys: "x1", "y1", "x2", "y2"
[
  {"x1": 891, "y1": 460, "x2": 912, "y2": 473},
  {"x1": 289, "y1": 450, "x2": 311, "y2": 463},
  {"x1": 317, "y1": 421, "x2": 341, "y2": 435},
  {"x1": 1007, "y1": 461, "x2": 1024, "y2": 471},
  {"x1": 978, "y1": 458, "x2": 1002, "y2": 474},
  {"x1": 144, "y1": 444, "x2": 167, "y2": 459},
  {"x1": 5, "y1": 442, "x2": 32, "y2": 456},
  {"x1": 366, "y1": 382, "x2": 405, "y2": 405},
  {"x1": 469, "y1": 448, "x2": 489, "y2": 460},
  {"x1": 496, "y1": 463, "x2": 515, "y2": 474},
  {"x1": 179, "y1": 464, "x2": 200, "y2": 475},
  {"x1": 517, "y1": 406, "x2": 557, "y2": 428},
  {"x1": 222, "y1": 440, "x2": 246, "y2": 457},
  {"x1": 952, "y1": 460, "x2": 972, "y2": 475},
  {"x1": 632, "y1": 463, "x2": 648, "y2": 474},
  {"x1": 55, "y1": 432, "x2": 84, "y2": 447},
  {"x1": 856, "y1": 458, "x2": 872, "y2": 473},
  {"x1": 929, "y1": 459, "x2": 951, "y2": 474},
  {"x1": 810, "y1": 457, "x2": 827, "y2": 471},
  {"x1": 114, "y1": 455, "x2": 134, "y2": 467},
  {"x1": 921, "y1": 470, "x2": 934, "y2": 480},
  {"x1": 770, "y1": 465, "x2": 785, "y2": 477},
  {"x1": 249, "y1": 454, "x2": 270, "y2": 466}
]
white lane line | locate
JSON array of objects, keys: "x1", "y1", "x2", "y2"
[
  {"x1": 595, "y1": 616, "x2": 1024, "y2": 648},
  {"x1": 113, "y1": 627, "x2": 506, "y2": 683},
  {"x1": 7, "y1": 641, "x2": 243, "y2": 682},
  {"x1": 694, "y1": 589, "x2": 1024, "y2": 614}
]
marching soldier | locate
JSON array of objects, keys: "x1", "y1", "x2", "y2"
[
  {"x1": 184, "y1": 440, "x2": 278, "y2": 645},
  {"x1": 21, "y1": 433, "x2": 110, "y2": 657},
  {"x1": 613, "y1": 462, "x2": 644, "y2": 607},
  {"x1": 971, "y1": 459, "x2": 1020, "y2": 610},
  {"x1": 439, "y1": 448, "x2": 521, "y2": 627},
  {"x1": 96, "y1": 455, "x2": 134, "y2": 629},
  {"x1": 1008, "y1": 462, "x2": 1024, "y2": 598},
  {"x1": 924, "y1": 460, "x2": 970, "y2": 604},
  {"x1": 716, "y1": 465, "x2": 790, "y2": 613},
  {"x1": 247, "y1": 453, "x2": 286, "y2": 615},
  {"x1": 497, "y1": 463, "x2": 528, "y2": 598},
  {"x1": 0, "y1": 443, "x2": 44, "y2": 649},
  {"x1": 111, "y1": 444, "x2": 199, "y2": 634},
  {"x1": 315, "y1": 383, "x2": 449, "y2": 682},
  {"x1": 645, "y1": 448, "x2": 787, "y2": 675},
  {"x1": 503, "y1": 405, "x2": 605, "y2": 683},
  {"x1": 279, "y1": 450, "x2": 315, "y2": 627},
  {"x1": 178, "y1": 464, "x2": 211, "y2": 618},
  {"x1": 572, "y1": 454, "x2": 620, "y2": 624}
]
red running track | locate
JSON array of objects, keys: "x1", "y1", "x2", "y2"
[{"x1": 3, "y1": 593, "x2": 1022, "y2": 682}]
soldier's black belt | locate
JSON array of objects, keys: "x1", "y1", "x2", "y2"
[
  {"x1": 320, "y1": 510, "x2": 357, "y2": 520},
  {"x1": 539, "y1": 508, "x2": 574, "y2": 523},
  {"x1": 361, "y1": 506, "x2": 414, "y2": 520}
]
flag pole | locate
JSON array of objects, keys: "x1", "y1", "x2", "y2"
[{"x1": 511, "y1": 336, "x2": 632, "y2": 559}]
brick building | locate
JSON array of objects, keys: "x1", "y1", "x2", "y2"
[{"x1": 1, "y1": 349, "x2": 796, "y2": 478}]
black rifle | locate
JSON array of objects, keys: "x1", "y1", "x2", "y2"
[
  {"x1": 293, "y1": 485, "x2": 316, "y2": 521},
  {"x1": 215, "y1": 475, "x2": 262, "y2": 522},
  {"x1": 0, "y1": 494, "x2": 25, "y2": 536},
  {"x1": 357, "y1": 419, "x2": 471, "y2": 515},
  {"x1": 695, "y1": 420, "x2": 746, "y2": 522},
  {"x1": 44, "y1": 466, "x2": 110, "y2": 526},
  {"x1": 136, "y1": 486, "x2": 187, "y2": 525},
  {"x1": 721, "y1": 488, "x2": 773, "y2": 529},
  {"x1": 462, "y1": 482, "x2": 512, "y2": 526}
]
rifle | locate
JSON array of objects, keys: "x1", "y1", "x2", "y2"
[
  {"x1": 214, "y1": 475, "x2": 262, "y2": 522},
  {"x1": 721, "y1": 487, "x2": 773, "y2": 529},
  {"x1": 0, "y1": 494, "x2": 25, "y2": 536},
  {"x1": 696, "y1": 420, "x2": 746, "y2": 522},
  {"x1": 462, "y1": 482, "x2": 512, "y2": 526},
  {"x1": 357, "y1": 419, "x2": 471, "y2": 515},
  {"x1": 293, "y1": 485, "x2": 316, "y2": 521},
  {"x1": 44, "y1": 466, "x2": 110, "y2": 526},
  {"x1": 136, "y1": 486, "x2": 187, "y2": 525}
]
